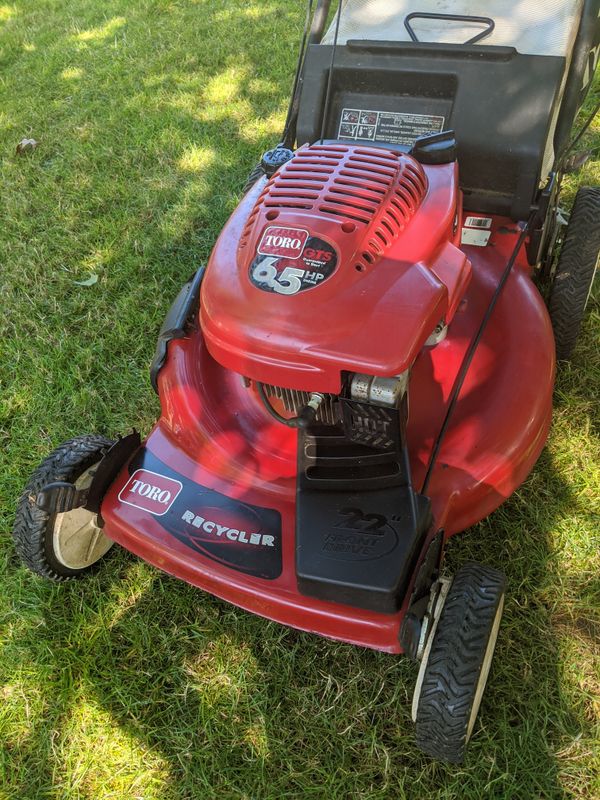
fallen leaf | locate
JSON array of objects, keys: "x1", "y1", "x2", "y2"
[
  {"x1": 16, "y1": 138, "x2": 39, "y2": 154},
  {"x1": 73, "y1": 274, "x2": 98, "y2": 286}
]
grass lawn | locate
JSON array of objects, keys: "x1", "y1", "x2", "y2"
[{"x1": 0, "y1": 1, "x2": 598, "y2": 797}]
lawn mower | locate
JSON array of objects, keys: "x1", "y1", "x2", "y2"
[{"x1": 13, "y1": 0, "x2": 600, "y2": 763}]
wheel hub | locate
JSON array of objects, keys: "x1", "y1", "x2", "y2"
[{"x1": 52, "y1": 466, "x2": 113, "y2": 570}]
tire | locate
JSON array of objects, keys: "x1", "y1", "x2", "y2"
[
  {"x1": 414, "y1": 563, "x2": 506, "y2": 763},
  {"x1": 548, "y1": 186, "x2": 600, "y2": 361},
  {"x1": 13, "y1": 435, "x2": 115, "y2": 580},
  {"x1": 242, "y1": 163, "x2": 266, "y2": 194}
]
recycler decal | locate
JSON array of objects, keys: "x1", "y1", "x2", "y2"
[
  {"x1": 251, "y1": 228, "x2": 337, "y2": 295},
  {"x1": 122, "y1": 449, "x2": 282, "y2": 580}
]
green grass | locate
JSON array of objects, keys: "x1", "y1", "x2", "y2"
[{"x1": 0, "y1": 1, "x2": 598, "y2": 797}]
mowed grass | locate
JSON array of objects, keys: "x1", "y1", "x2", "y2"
[{"x1": 0, "y1": 1, "x2": 598, "y2": 797}]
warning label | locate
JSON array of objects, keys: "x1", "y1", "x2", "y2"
[{"x1": 338, "y1": 108, "x2": 445, "y2": 147}]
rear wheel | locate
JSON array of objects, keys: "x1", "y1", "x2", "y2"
[
  {"x1": 413, "y1": 563, "x2": 506, "y2": 763},
  {"x1": 242, "y1": 163, "x2": 266, "y2": 194},
  {"x1": 13, "y1": 435, "x2": 115, "y2": 580},
  {"x1": 548, "y1": 186, "x2": 600, "y2": 360}
]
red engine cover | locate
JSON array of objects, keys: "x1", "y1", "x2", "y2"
[{"x1": 201, "y1": 144, "x2": 471, "y2": 393}]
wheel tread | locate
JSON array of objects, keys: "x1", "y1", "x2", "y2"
[
  {"x1": 415, "y1": 563, "x2": 505, "y2": 763},
  {"x1": 549, "y1": 187, "x2": 600, "y2": 360},
  {"x1": 12, "y1": 435, "x2": 113, "y2": 581}
]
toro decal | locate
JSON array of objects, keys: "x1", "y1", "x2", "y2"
[
  {"x1": 120, "y1": 449, "x2": 283, "y2": 580},
  {"x1": 118, "y1": 469, "x2": 182, "y2": 516},
  {"x1": 258, "y1": 226, "x2": 309, "y2": 259},
  {"x1": 251, "y1": 233, "x2": 338, "y2": 296}
]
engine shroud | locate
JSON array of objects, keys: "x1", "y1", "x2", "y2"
[{"x1": 201, "y1": 143, "x2": 471, "y2": 392}]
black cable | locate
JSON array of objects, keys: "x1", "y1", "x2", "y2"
[
  {"x1": 282, "y1": 0, "x2": 314, "y2": 149},
  {"x1": 319, "y1": 0, "x2": 343, "y2": 144},
  {"x1": 256, "y1": 382, "x2": 307, "y2": 428},
  {"x1": 421, "y1": 221, "x2": 531, "y2": 494},
  {"x1": 257, "y1": 383, "x2": 323, "y2": 429}
]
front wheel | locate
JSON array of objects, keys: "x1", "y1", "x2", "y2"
[
  {"x1": 13, "y1": 435, "x2": 115, "y2": 580},
  {"x1": 413, "y1": 563, "x2": 506, "y2": 763}
]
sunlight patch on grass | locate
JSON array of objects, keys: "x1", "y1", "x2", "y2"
[
  {"x1": 58, "y1": 696, "x2": 170, "y2": 799},
  {"x1": 0, "y1": 4, "x2": 15, "y2": 23},
  {"x1": 105, "y1": 563, "x2": 157, "y2": 630},
  {"x1": 243, "y1": 718, "x2": 270, "y2": 759},
  {"x1": 554, "y1": 633, "x2": 600, "y2": 799},
  {"x1": 78, "y1": 246, "x2": 113, "y2": 274},
  {"x1": 184, "y1": 635, "x2": 259, "y2": 708},
  {"x1": 202, "y1": 66, "x2": 251, "y2": 109},
  {"x1": 61, "y1": 67, "x2": 83, "y2": 80},
  {"x1": 75, "y1": 16, "x2": 127, "y2": 42},
  {"x1": 177, "y1": 145, "x2": 216, "y2": 174},
  {"x1": 243, "y1": 110, "x2": 287, "y2": 142},
  {"x1": 0, "y1": 678, "x2": 43, "y2": 751}
]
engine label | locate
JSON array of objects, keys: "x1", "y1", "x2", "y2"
[
  {"x1": 120, "y1": 449, "x2": 283, "y2": 580},
  {"x1": 250, "y1": 235, "x2": 337, "y2": 295},
  {"x1": 258, "y1": 226, "x2": 309, "y2": 259},
  {"x1": 338, "y1": 108, "x2": 445, "y2": 147}
]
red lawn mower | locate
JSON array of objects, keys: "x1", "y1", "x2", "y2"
[{"x1": 14, "y1": 1, "x2": 600, "y2": 762}]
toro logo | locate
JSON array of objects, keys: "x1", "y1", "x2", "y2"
[
  {"x1": 118, "y1": 469, "x2": 182, "y2": 516},
  {"x1": 257, "y1": 226, "x2": 309, "y2": 259}
]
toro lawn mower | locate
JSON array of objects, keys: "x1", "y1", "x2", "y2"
[{"x1": 13, "y1": 1, "x2": 600, "y2": 763}]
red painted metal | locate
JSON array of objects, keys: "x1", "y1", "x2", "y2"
[
  {"x1": 100, "y1": 147, "x2": 555, "y2": 654},
  {"x1": 201, "y1": 144, "x2": 470, "y2": 392}
]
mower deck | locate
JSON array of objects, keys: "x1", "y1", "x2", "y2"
[{"x1": 100, "y1": 216, "x2": 554, "y2": 654}]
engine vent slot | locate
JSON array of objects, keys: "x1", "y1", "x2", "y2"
[{"x1": 240, "y1": 143, "x2": 428, "y2": 266}]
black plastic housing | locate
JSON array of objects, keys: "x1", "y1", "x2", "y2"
[
  {"x1": 297, "y1": 41, "x2": 565, "y2": 219},
  {"x1": 296, "y1": 396, "x2": 431, "y2": 614},
  {"x1": 150, "y1": 267, "x2": 204, "y2": 393}
]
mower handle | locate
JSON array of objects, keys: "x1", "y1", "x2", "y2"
[
  {"x1": 308, "y1": 0, "x2": 333, "y2": 45},
  {"x1": 404, "y1": 12, "x2": 495, "y2": 46}
]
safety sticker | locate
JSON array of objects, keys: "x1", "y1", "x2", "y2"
[
  {"x1": 338, "y1": 108, "x2": 445, "y2": 146},
  {"x1": 250, "y1": 235, "x2": 337, "y2": 295},
  {"x1": 461, "y1": 228, "x2": 492, "y2": 247},
  {"x1": 461, "y1": 215, "x2": 493, "y2": 246},
  {"x1": 464, "y1": 216, "x2": 492, "y2": 230}
]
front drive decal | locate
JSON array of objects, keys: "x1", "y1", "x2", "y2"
[
  {"x1": 250, "y1": 235, "x2": 338, "y2": 295},
  {"x1": 118, "y1": 469, "x2": 182, "y2": 516},
  {"x1": 120, "y1": 450, "x2": 282, "y2": 580}
]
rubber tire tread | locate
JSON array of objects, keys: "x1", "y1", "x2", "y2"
[
  {"x1": 243, "y1": 163, "x2": 266, "y2": 195},
  {"x1": 415, "y1": 562, "x2": 506, "y2": 763},
  {"x1": 12, "y1": 435, "x2": 113, "y2": 581},
  {"x1": 549, "y1": 186, "x2": 600, "y2": 361}
]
